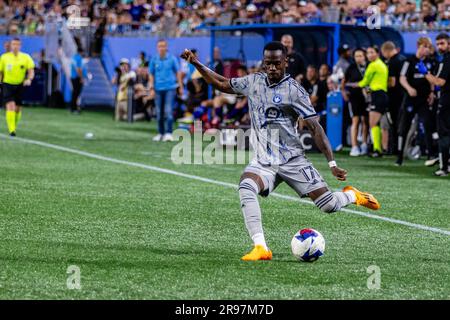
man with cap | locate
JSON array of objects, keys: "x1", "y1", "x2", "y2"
[
  {"x1": 333, "y1": 44, "x2": 351, "y2": 81},
  {"x1": 112, "y1": 58, "x2": 136, "y2": 121}
]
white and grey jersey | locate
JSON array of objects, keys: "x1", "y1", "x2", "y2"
[{"x1": 229, "y1": 72, "x2": 317, "y2": 165}]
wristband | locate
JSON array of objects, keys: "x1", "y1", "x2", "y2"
[{"x1": 328, "y1": 160, "x2": 337, "y2": 168}]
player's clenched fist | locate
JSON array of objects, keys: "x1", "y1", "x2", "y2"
[
  {"x1": 180, "y1": 49, "x2": 196, "y2": 63},
  {"x1": 331, "y1": 166, "x2": 347, "y2": 181}
]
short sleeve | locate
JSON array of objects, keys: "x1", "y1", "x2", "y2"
[
  {"x1": 292, "y1": 82, "x2": 316, "y2": 119},
  {"x1": 26, "y1": 54, "x2": 35, "y2": 69},
  {"x1": 172, "y1": 56, "x2": 180, "y2": 73},
  {"x1": 436, "y1": 57, "x2": 450, "y2": 81},
  {"x1": 149, "y1": 59, "x2": 155, "y2": 75},
  {"x1": 229, "y1": 74, "x2": 254, "y2": 96},
  {"x1": 400, "y1": 60, "x2": 410, "y2": 77}
]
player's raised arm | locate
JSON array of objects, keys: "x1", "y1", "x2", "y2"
[
  {"x1": 303, "y1": 116, "x2": 347, "y2": 181},
  {"x1": 180, "y1": 49, "x2": 235, "y2": 94}
]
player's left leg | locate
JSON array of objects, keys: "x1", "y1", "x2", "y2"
[{"x1": 278, "y1": 157, "x2": 380, "y2": 213}]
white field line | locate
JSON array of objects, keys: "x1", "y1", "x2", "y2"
[{"x1": 2, "y1": 134, "x2": 449, "y2": 237}]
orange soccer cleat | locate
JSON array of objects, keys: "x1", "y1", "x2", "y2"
[
  {"x1": 343, "y1": 186, "x2": 381, "y2": 210},
  {"x1": 241, "y1": 245, "x2": 273, "y2": 261}
]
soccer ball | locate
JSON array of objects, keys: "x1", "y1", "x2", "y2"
[{"x1": 291, "y1": 228, "x2": 325, "y2": 262}]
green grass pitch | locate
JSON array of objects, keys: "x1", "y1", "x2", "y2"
[{"x1": 0, "y1": 107, "x2": 449, "y2": 299}]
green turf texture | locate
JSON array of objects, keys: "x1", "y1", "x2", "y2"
[{"x1": 0, "y1": 107, "x2": 449, "y2": 300}]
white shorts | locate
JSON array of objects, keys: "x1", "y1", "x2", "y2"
[
  {"x1": 243, "y1": 156, "x2": 328, "y2": 197},
  {"x1": 221, "y1": 93, "x2": 237, "y2": 105}
]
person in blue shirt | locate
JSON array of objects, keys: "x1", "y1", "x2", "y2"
[
  {"x1": 70, "y1": 47, "x2": 85, "y2": 114},
  {"x1": 149, "y1": 39, "x2": 183, "y2": 142}
]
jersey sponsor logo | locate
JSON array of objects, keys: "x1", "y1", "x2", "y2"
[{"x1": 265, "y1": 107, "x2": 282, "y2": 119}]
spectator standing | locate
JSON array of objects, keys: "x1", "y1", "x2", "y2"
[
  {"x1": 112, "y1": 58, "x2": 136, "y2": 121},
  {"x1": 149, "y1": 39, "x2": 183, "y2": 142},
  {"x1": 281, "y1": 34, "x2": 306, "y2": 83},
  {"x1": 397, "y1": 37, "x2": 434, "y2": 166},
  {"x1": 424, "y1": 33, "x2": 450, "y2": 176},
  {"x1": 70, "y1": 47, "x2": 86, "y2": 114},
  {"x1": 333, "y1": 44, "x2": 351, "y2": 81},
  {"x1": 342, "y1": 48, "x2": 369, "y2": 156},
  {"x1": 424, "y1": 33, "x2": 450, "y2": 167},
  {"x1": 381, "y1": 41, "x2": 406, "y2": 155},
  {"x1": 213, "y1": 47, "x2": 224, "y2": 76}
]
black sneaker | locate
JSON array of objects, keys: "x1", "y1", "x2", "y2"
[
  {"x1": 10, "y1": 132, "x2": 16, "y2": 137},
  {"x1": 434, "y1": 169, "x2": 448, "y2": 177}
]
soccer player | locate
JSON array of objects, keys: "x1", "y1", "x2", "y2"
[
  {"x1": 0, "y1": 38, "x2": 35, "y2": 136},
  {"x1": 180, "y1": 42, "x2": 380, "y2": 261},
  {"x1": 424, "y1": 33, "x2": 450, "y2": 176},
  {"x1": 397, "y1": 37, "x2": 434, "y2": 166}
]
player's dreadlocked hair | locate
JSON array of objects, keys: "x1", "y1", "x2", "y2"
[{"x1": 263, "y1": 41, "x2": 287, "y2": 56}]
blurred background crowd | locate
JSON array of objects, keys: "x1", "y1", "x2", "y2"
[{"x1": 1, "y1": 0, "x2": 450, "y2": 37}]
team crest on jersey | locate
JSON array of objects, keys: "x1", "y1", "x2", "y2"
[{"x1": 272, "y1": 94, "x2": 282, "y2": 104}]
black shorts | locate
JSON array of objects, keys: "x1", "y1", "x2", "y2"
[
  {"x1": 348, "y1": 98, "x2": 368, "y2": 117},
  {"x1": 2, "y1": 83, "x2": 24, "y2": 105},
  {"x1": 368, "y1": 90, "x2": 389, "y2": 114}
]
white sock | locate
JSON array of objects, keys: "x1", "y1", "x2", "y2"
[
  {"x1": 252, "y1": 233, "x2": 268, "y2": 250},
  {"x1": 344, "y1": 190, "x2": 357, "y2": 203}
]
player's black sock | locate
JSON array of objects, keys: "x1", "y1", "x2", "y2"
[{"x1": 438, "y1": 136, "x2": 450, "y2": 172}]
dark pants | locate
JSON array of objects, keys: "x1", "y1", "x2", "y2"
[
  {"x1": 397, "y1": 97, "x2": 434, "y2": 162},
  {"x1": 387, "y1": 93, "x2": 405, "y2": 154},
  {"x1": 71, "y1": 78, "x2": 83, "y2": 112},
  {"x1": 437, "y1": 102, "x2": 450, "y2": 171}
]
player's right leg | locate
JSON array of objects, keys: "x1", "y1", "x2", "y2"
[{"x1": 238, "y1": 165, "x2": 278, "y2": 261}]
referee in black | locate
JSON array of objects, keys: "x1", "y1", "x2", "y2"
[{"x1": 425, "y1": 33, "x2": 450, "y2": 176}]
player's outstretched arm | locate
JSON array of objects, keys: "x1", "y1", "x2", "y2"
[
  {"x1": 180, "y1": 49, "x2": 234, "y2": 94},
  {"x1": 304, "y1": 117, "x2": 347, "y2": 181}
]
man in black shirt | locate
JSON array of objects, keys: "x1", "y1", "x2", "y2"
[
  {"x1": 213, "y1": 46, "x2": 224, "y2": 76},
  {"x1": 342, "y1": 48, "x2": 369, "y2": 156},
  {"x1": 425, "y1": 33, "x2": 450, "y2": 176},
  {"x1": 424, "y1": 33, "x2": 449, "y2": 167},
  {"x1": 397, "y1": 37, "x2": 434, "y2": 166},
  {"x1": 281, "y1": 34, "x2": 306, "y2": 83},
  {"x1": 303, "y1": 65, "x2": 327, "y2": 115},
  {"x1": 381, "y1": 41, "x2": 406, "y2": 155}
]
